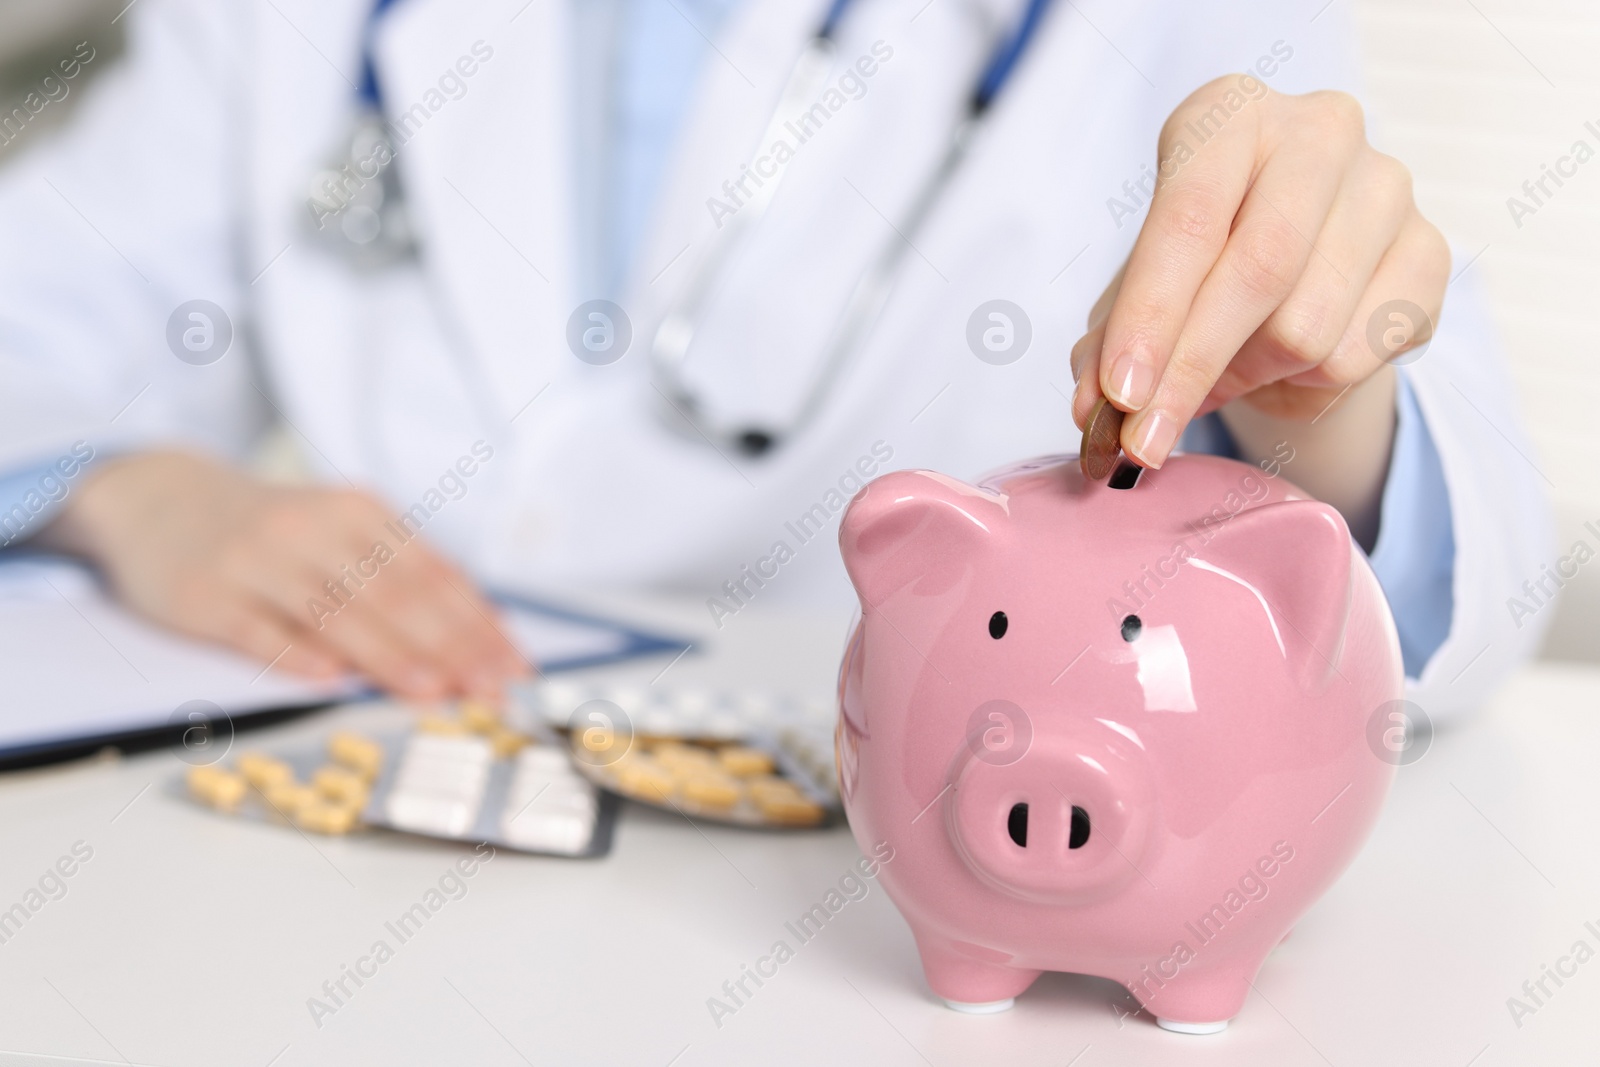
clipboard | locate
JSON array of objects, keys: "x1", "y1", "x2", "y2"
[{"x1": 0, "y1": 555, "x2": 695, "y2": 771}]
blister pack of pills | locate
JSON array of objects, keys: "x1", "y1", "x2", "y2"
[
  {"x1": 180, "y1": 702, "x2": 619, "y2": 858},
  {"x1": 521, "y1": 682, "x2": 841, "y2": 829},
  {"x1": 367, "y1": 727, "x2": 617, "y2": 856}
]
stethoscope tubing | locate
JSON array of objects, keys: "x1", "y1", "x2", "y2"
[{"x1": 649, "y1": 0, "x2": 1057, "y2": 457}]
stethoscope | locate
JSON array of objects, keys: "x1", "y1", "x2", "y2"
[
  {"x1": 305, "y1": 0, "x2": 1056, "y2": 453},
  {"x1": 305, "y1": 0, "x2": 416, "y2": 270},
  {"x1": 651, "y1": 0, "x2": 1057, "y2": 456}
]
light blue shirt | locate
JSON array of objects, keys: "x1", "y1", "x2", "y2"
[
  {"x1": 1, "y1": 0, "x2": 1457, "y2": 681},
  {"x1": 0, "y1": 446, "x2": 98, "y2": 550},
  {"x1": 569, "y1": 0, "x2": 747, "y2": 300}
]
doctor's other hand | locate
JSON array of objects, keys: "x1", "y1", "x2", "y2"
[
  {"x1": 36, "y1": 451, "x2": 531, "y2": 700},
  {"x1": 1070, "y1": 79, "x2": 1448, "y2": 541}
]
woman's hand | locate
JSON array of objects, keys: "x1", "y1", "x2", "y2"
[
  {"x1": 1071, "y1": 78, "x2": 1450, "y2": 545},
  {"x1": 38, "y1": 451, "x2": 530, "y2": 699}
]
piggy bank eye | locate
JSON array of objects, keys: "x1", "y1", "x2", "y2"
[
  {"x1": 1120, "y1": 615, "x2": 1142, "y2": 641},
  {"x1": 988, "y1": 611, "x2": 1008, "y2": 639}
]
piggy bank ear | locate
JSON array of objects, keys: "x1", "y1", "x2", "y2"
[
  {"x1": 839, "y1": 470, "x2": 1006, "y2": 607},
  {"x1": 1194, "y1": 500, "x2": 1355, "y2": 688}
]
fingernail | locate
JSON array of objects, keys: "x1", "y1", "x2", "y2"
[
  {"x1": 1105, "y1": 350, "x2": 1154, "y2": 410},
  {"x1": 1128, "y1": 410, "x2": 1180, "y2": 469}
]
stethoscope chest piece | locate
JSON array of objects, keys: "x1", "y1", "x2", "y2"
[{"x1": 306, "y1": 109, "x2": 418, "y2": 270}]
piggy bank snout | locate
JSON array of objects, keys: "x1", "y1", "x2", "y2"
[{"x1": 947, "y1": 726, "x2": 1153, "y2": 906}]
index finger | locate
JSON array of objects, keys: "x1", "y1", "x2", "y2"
[{"x1": 1095, "y1": 79, "x2": 1264, "y2": 419}]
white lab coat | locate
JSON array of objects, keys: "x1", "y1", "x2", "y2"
[{"x1": 0, "y1": 0, "x2": 1553, "y2": 720}]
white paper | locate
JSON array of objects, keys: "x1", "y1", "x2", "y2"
[{"x1": 0, "y1": 558, "x2": 640, "y2": 755}]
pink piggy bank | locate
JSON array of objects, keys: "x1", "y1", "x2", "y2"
[{"x1": 836, "y1": 454, "x2": 1402, "y2": 1033}]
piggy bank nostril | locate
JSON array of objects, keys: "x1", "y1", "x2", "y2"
[
  {"x1": 1007, "y1": 802, "x2": 1028, "y2": 847},
  {"x1": 1003, "y1": 803, "x2": 1087, "y2": 850},
  {"x1": 1069, "y1": 806, "x2": 1090, "y2": 849}
]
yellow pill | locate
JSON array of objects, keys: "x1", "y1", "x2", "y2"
[
  {"x1": 417, "y1": 715, "x2": 468, "y2": 736},
  {"x1": 237, "y1": 752, "x2": 293, "y2": 790},
  {"x1": 755, "y1": 792, "x2": 825, "y2": 826},
  {"x1": 747, "y1": 775, "x2": 799, "y2": 797},
  {"x1": 489, "y1": 729, "x2": 529, "y2": 759},
  {"x1": 655, "y1": 743, "x2": 715, "y2": 770},
  {"x1": 295, "y1": 801, "x2": 358, "y2": 835},
  {"x1": 186, "y1": 764, "x2": 224, "y2": 794},
  {"x1": 459, "y1": 700, "x2": 500, "y2": 734},
  {"x1": 262, "y1": 782, "x2": 319, "y2": 816},
  {"x1": 682, "y1": 774, "x2": 742, "y2": 808},
  {"x1": 207, "y1": 772, "x2": 248, "y2": 812},
  {"x1": 313, "y1": 764, "x2": 367, "y2": 805},
  {"x1": 717, "y1": 746, "x2": 774, "y2": 778},
  {"x1": 328, "y1": 731, "x2": 383, "y2": 779},
  {"x1": 187, "y1": 765, "x2": 246, "y2": 811},
  {"x1": 616, "y1": 759, "x2": 675, "y2": 801},
  {"x1": 576, "y1": 727, "x2": 632, "y2": 763}
]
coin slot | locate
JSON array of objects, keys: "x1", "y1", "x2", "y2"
[{"x1": 1108, "y1": 461, "x2": 1142, "y2": 490}]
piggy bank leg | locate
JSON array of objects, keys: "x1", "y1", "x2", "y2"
[
  {"x1": 1156, "y1": 1016, "x2": 1230, "y2": 1035},
  {"x1": 1135, "y1": 966, "x2": 1253, "y2": 1035},
  {"x1": 913, "y1": 932, "x2": 1041, "y2": 1013}
]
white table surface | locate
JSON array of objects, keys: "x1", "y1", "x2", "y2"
[{"x1": 0, "y1": 597, "x2": 1595, "y2": 1067}]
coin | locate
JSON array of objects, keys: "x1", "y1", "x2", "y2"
[{"x1": 1079, "y1": 397, "x2": 1125, "y2": 481}]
